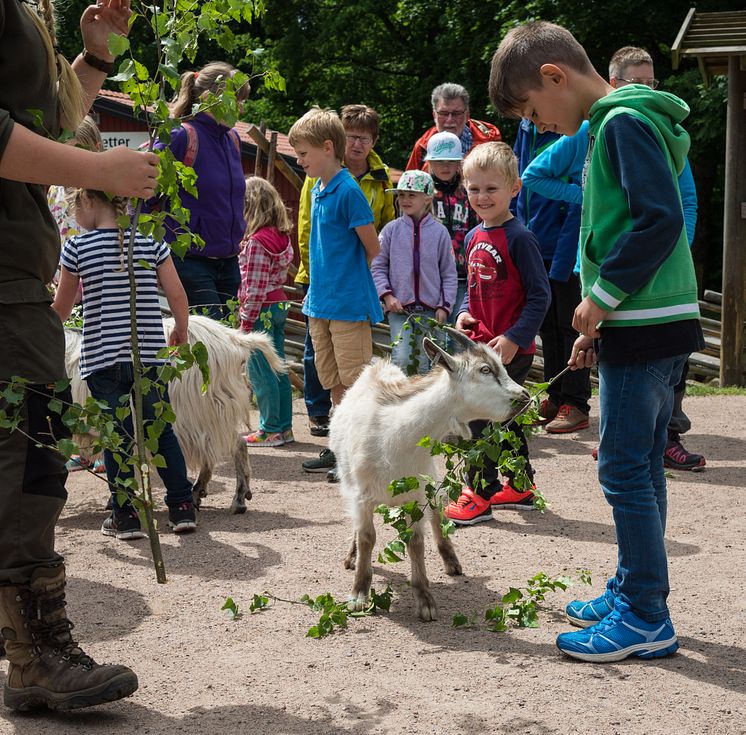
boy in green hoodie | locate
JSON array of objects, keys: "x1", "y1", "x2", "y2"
[{"x1": 489, "y1": 21, "x2": 705, "y2": 663}]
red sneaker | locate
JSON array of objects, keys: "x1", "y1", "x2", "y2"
[
  {"x1": 489, "y1": 481, "x2": 535, "y2": 510},
  {"x1": 664, "y1": 439, "x2": 706, "y2": 472},
  {"x1": 591, "y1": 447, "x2": 598, "y2": 461},
  {"x1": 443, "y1": 488, "x2": 492, "y2": 526}
]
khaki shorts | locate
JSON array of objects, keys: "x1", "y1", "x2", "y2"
[{"x1": 308, "y1": 318, "x2": 373, "y2": 390}]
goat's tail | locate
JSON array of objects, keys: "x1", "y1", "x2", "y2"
[{"x1": 226, "y1": 329, "x2": 287, "y2": 375}]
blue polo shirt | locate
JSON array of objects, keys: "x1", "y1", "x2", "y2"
[{"x1": 303, "y1": 168, "x2": 383, "y2": 323}]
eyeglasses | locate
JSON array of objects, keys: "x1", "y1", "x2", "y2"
[
  {"x1": 435, "y1": 109, "x2": 466, "y2": 120},
  {"x1": 618, "y1": 78, "x2": 659, "y2": 89},
  {"x1": 345, "y1": 134, "x2": 373, "y2": 145}
]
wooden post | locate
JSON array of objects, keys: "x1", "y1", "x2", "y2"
[
  {"x1": 246, "y1": 124, "x2": 304, "y2": 191},
  {"x1": 720, "y1": 56, "x2": 746, "y2": 386},
  {"x1": 267, "y1": 131, "x2": 278, "y2": 185},
  {"x1": 255, "y1": 121, "x2": 267, "y2": 177}
]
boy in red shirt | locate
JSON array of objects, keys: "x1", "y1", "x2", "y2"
[{"x1": 444, "y1": 142, "x2": 550, "y2": 525}]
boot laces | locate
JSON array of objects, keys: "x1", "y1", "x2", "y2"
[{"x1": 18, "y1": 589, "x2": 95, "y2": 669}]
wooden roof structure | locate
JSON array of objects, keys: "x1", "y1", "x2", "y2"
[
  {"x1": 672, "y1": 9, "x2": 746, "y2": 84},
  {"x1": 672, "y1": 9, "x2": 746, "y2": 386}
]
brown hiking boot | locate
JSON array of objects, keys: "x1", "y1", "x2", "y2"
[{"x1": 0, "y1": 565, "x2": 138, "y2": 711}]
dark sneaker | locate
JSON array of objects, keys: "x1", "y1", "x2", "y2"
[
  {"x1": 168, "y1": 501, "x2": 197, "y2": 533},
  {"x1": 664, "y1": 439, "x2": 706, "y2": 472},
  {"x1": 534, "y1": 398, "x2": 558, "y2": 425},
  {"x1": 302, "y1": 448, "x2": 336, "y2": 473},
  {"x1": 556, "y1": 599, "x2": 679, "y2": 663},
  {"x1": 443, "y1": 488, "x2": 492, "y2": 526},
  {"x1": 309, "y1": 416, "x2": 330, "y2": 437},
  {"x1": 545, "y1": 404, "x2": 590, "y2": 434},
  {"x1": 101, "y1": 508, "x2": 147, "y2": 541}
]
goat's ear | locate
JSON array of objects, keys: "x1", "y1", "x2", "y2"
[{"x1": 423, "y1": 338, "x2": 457, "y2": 373}]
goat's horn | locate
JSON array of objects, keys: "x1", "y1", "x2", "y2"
[{"x1": 442, "y1": 326, "x2": 476, "y2": 354}]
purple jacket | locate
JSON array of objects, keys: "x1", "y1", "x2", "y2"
[
  {"x1": 372, "y1": 213, "x2": 458, "y2": 314},
  {"x1": 153, "y1": 113, "x2": 246, "y2": 258}
]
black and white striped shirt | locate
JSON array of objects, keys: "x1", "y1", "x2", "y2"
[{"x1": 60, "y1": 229, "x2": 170, "y2": 378}]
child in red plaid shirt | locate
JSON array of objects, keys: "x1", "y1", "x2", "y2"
[{"x1": 239, "y1": 177, "x2": 295, "y2": 447}]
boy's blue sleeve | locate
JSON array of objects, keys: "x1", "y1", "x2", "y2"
[
  {"x1": 592, "y1": 115, "x2": 684, "y2": 309},
  {"x1": 678, "y1": 158, "x2": 697, "y2": 246},
  {"x1": 346, "y1": 181, "x2": 375, "y2": 229},
  {"x1": 549, "y1": 201, "x2": 581, "y2": 281},
  {"x1": 504, "y1": 229, "x2": 551, "y2": 349},
  {"x1": 521, "y1": 124, "x2": 587, "y2": 205}
]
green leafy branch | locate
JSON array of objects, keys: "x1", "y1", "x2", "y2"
[
  {"x1": 225, "y1": 586, "x2": 394, "y2": 639},
  {"x1": 453, "y1": 570, "x2": 592, "y2": 632},
  {"x1": 373, "y1": 376, "x2": 565, "y2": 566}
]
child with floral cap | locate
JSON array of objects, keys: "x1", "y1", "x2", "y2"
[
  {"x1": 423, "y1": 132, "x2": 480, "y2": 323},
  {"x1": 372, "y1": 170, "x2": 457, "y2": 374}
]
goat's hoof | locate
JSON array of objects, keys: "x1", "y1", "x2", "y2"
[
  {"x1": 343, "y1": 556, "x2": 356, "y2": 570},
  {"x1": 191, "y1": 494, "x2": 202, "y2": 510},
  {"x1": 445, "y1": 560, "x2": 463, "y2": 576},
  {"x1": 347, "y1": 592, "x2": 368, "y2": 612},
  {"x1": 199, "y1": 487, "x2": 208, "y2": 498},
  {"x1": 415, "y1": 592, "x2": 437, "y2": 622},
  {"x1": 230, "y1": 502, "x2": 247, "y2": 515}
]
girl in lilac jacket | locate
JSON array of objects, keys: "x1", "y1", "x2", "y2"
[{"x1": 372, "y1": 170, "x2": 457, "y2": 374}]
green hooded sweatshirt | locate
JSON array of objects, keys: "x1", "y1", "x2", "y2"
[{"x1": 580, "y1": 86, "x2": 700, "y2": 327}]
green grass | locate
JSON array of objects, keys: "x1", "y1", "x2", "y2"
[{"x1": 685, "y1": 384, "x2": 746, "y2": 396}]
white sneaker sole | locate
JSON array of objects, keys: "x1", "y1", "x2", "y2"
[{"x1": 558, "y1": 636, "x2": 678, "y2": 662}]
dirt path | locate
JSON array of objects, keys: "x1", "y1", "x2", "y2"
[{"x1": 1, "y1": 394, "x2": 745, "y2": 735}]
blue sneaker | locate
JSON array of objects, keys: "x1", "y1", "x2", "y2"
[
  {"x1": 565, "y1": 578, "x2": 617, "y2": 628},
  {"x1": 556, "y1": 600, "x2": 679, "y2": 663}
]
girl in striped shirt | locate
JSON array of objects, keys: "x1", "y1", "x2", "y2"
[{"x1": 52, "y1": 186, "x2": 197, "y2": 539}]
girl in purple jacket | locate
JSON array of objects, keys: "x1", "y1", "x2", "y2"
[{"x1": 372, "y1": 170, "x2": 457, "y2": 374}]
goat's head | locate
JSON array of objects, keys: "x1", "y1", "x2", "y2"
[{"x1": 423, "y1": 333, "x2": 530, "y2": 425}]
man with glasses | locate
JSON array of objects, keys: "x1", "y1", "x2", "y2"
[{"x1": 405, "y1": 82, "x2": 501, "y2": 171}]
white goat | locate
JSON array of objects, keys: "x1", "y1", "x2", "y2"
[
  {"x1": 329, "y1": 332, "x2": 529, "y2": 621},
  {"x1": 64, "y1": 315, "x2": 284, "y2": 514}
]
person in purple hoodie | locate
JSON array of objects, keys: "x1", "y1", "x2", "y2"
[
  {"x1": 154, "y1": 62, "x2": 249, "y2": 320},
  {"x1": 372, "y1": 170, "x2": 457, "y2": 374}
]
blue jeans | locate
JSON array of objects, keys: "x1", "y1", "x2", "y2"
[
  {"x1": 598, "y1": 354, "x2": 687, "y2": 622},
  {"x1": 173, "y1": 254, "x2": 240, "y2": 321},
  {"x1": 86, "y1": 363, "x2": 193, "y2": 510},
  {"x1": 388, "y1": 309, "x2": 442, "y2": 375},
  {"x1": 246, "y1": 303, "x2": 293, "y2": 433},
  {"x1": 301, "y1": 285, "x2": 332, "y2": 419},
  {"x1": 447, "y1": 280, "x2": 468, "y2": 326}
]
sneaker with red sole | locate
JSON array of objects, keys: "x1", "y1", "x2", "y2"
[
  {"x1": 443, "y1": 488, "x2": 492, "y2": 526},
  {"x1": 591, "y1": 447, "x2": 598, "y2": 461},
  {"x1": 545, "y1": 404, "x2": 590, "y2": 434},
  {"x1": 534, "y1": 398, "x2": 558, "y2": 425},
  {"x1": 664, "y1": 439, "x2": 706, "y2": 472},
  {"x1": 489, "y1": 481, "x2": 536, "y2": 510}
]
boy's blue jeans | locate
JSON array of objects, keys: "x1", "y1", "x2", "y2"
[
  {"x1": 597, "y1": 354, "x2": 687, "y2": 623},
  {"x1": 86, "y1": 363, "x2": 193, "y2": 510},
  {"x1": 301, "y1": 284, "x2": 332, "y2": 419},
  {"x1": 246, "y1": 302, "x2": 293, "y2": 434}
]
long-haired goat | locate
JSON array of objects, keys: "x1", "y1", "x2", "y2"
[
  {"x1": 64, "y1": 315, "x2": 284, "y2": 514},
  {"x1": 329, "y1": 332, "x2": 530, "y2": 621}
]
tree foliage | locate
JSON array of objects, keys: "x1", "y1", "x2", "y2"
[{"x1": 55, "y1": 0, "x2": 741, "y2": 289}]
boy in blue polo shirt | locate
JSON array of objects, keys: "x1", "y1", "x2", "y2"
[{"x1": 288, "y1": 107, "x2": 383, "y2": 479}]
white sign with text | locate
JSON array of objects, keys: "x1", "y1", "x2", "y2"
[{"x1": 101, "y1": 132, "x2": 151, "y2": 150}]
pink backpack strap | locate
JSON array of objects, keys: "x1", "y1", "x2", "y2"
[
  {"x1": 181, "y1": 121, "x2": 199, "y2": 167},
  {"x1": 228, "y1": 128, "x2": 241, "y2": 154}
]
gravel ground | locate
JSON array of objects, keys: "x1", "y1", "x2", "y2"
[{"x1": 1, "y1": 394, "x2": 745, "y2": 735}]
